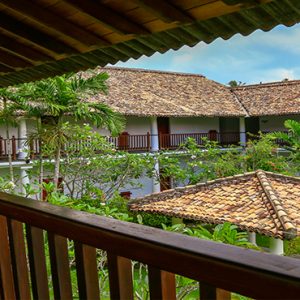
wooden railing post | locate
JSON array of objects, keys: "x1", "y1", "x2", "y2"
[
  {"x1": 48, "y1": 234, "x2": 72, "y2": 300},
  {"x1": 74, "y1": 242, "x2": 100, "y2": 300},
  {"x1": 107, "y1": 254, "x2": 133, "y2": 300},
  {"x1": 7, "y1": 220, "x2": 31, "y2": 300},
  {"x1": 148, "y1": 267, "x2": 176, "y2": 300},
  {"x1": 26, "y1": 225, "x2": 50, "y2": 300},
  {"x1": 0, "y1": 216, "x2": 16, "y2": 300},
  {"x1": 200, "y1": 282, "x2": 231, "y2": 300}
]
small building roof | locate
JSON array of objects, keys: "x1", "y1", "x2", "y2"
[
  {"x1": 88, "y1": 67, "x2": 247, "y2": 117},
  {"x1": 129, "y1": 170, "x2": 300, "y2": 240},
  {"x1": 232, "y1": 80, "x2": 300, "y2": 116}
]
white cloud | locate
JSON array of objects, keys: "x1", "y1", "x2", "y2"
[
  {"x1": 114, "y1": 24, "x2": 300, "y2": 84},
  {"x1": 255, "y1": 68, "x2": 300, "y2": 83}
]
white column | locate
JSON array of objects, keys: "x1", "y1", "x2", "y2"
[
  {"x1": 18, "y1": 119, "x2": 28, "y2": 160},
  {"x1": 20, "y1": 166, "x2": 31, "y2": 196},
  {"x1": 150, "y1": 117, "x2": 159, "y2": 151},
  {"x1": 239, "y1": 117, "x2": 246, "y2": 147},
  {"x1": 150, "y1": 117, "x2": 161, "y2": 193},
  {"x1": 270, "y1": 237, "x2": 284, "y2": 255},
  {"x1": 152, "y1": 158, "x2": 161, "y2": 193},
  {"x1": 248, "y1": 232, "x2": 257, "y2": 245}
]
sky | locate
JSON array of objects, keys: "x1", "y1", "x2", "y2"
[{"x1": 114, "y1": 23, "x2": 300, "y2": 85}]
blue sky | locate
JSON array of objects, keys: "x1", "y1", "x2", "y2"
[{"x1": 115, "y1": 23, "x2": 300, "y2": 85}]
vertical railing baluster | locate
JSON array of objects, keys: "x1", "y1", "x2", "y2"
[
  {"x1": 74, "y1": 242, "x2": 100, "y2": 300},
  {"x1": 0, "y1": 216, "x2": 16, "y2": 300},
  {"x1": 7, "y1": 220, "x2": 31, "y2": 300},
  {"x1": 48, "y1": 233, "x2": 72, "y2": 300},
  {"x1": 26, "y1": 225, "x2": 50, "y2": 300},
  {"x1": 200, "y1": 282, "x2": 231, "y2": 300},
  {"x1": 107, "y1": 254, "x2": 133, "y2": 300},
  {"x1": 148, "y1": 267, "x2": 176, "y2": 300}
]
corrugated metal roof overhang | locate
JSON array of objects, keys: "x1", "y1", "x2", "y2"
[{"x1": 0, "y1": 0, "x2": 299, "y2": 87}]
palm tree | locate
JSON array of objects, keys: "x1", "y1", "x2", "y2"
[{"x1": 14, "y1": 71, "x2": 125, "y2": 191}]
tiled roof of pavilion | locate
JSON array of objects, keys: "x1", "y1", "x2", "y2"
[
  {"x1": 129, "y1": 170, "x2": 300, "y2": 240},
  {"x1": 232, "y1": 80, "x2": 300, "y2": 116},
  {"x1": 87, "y1": 67, "x2": 247, "y2": 117}
]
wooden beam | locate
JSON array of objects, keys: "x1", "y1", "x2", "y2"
[
  {"x1": 0, "y1": 12, "x2": 78, "y2": 56},
  {"x1": 0, "y1": 0, "x2": 109, "y2": 48},
  {"x1": 64, "y1": 0, "x2": 149, "y2": 35},
  {"x1": 131, "y1": 0, "x2": 194, "y2": 23},
  {"x1": 0, "y1": 49, "x2": 33, "y2": 69},
  {"x1": 0, "y1": 34, "x2": 52, "y2": 63},
  {"x1": 0, "y1": 63, "x2": 14, "y2": 74},
  {"x1": 222, "y1": 0, "x2": 259, "y2": 5}
]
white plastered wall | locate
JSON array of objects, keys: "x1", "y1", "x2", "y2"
[
  {"x1": 120, "y1": 174, "x2": 153, "y2": 199},
  {"x1": 0, "y1": 125, "x2": 18, "y2": 138},
  {"x1": 259, "y1": 114, "x2": 300, "y2": 132},
  {"x1": 169, "y1": 117, "x2": 220, "y2": 133},
  {"x1": 118, "y1": 116, "x2": 151, "y2": 135},
  {"x1": 65, "y1": 116, "x2": 151, "y2": 136}
]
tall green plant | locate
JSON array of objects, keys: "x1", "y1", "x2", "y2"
[
  {"x1": 269, "y1": 119, "x2": 300, "y2": 171},
  {"x1": 12, "y1": 72, "x2": 125, "y2": 191}
]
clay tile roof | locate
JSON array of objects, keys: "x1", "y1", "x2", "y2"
[
  {"x1": 86, "y1": 67, "x2": 247, "y2": 117},
  {"x1": 129, "y1": 170, "x2": 300, "y2": 240},
  {"x1": 232, "y1": 80, "x2": 300, "y2": 116}
]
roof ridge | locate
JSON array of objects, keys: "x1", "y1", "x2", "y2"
[
  {"x1": 232, "y1": 79, "x2": 300, "y2": 90},
  {"x1": 263, "y1": 171, "x2": 300, "y2": 182},
  {"x1": 256, "y1": 170, "x2": 297, "y2": 239},
  {"x1": 231, "y1": 89, "x2": 249, "y2": 117},
  {"x1": 103, "y1": 66, "x2": 206, "y2": 78}
]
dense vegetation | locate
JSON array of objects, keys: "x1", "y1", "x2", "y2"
[{"x1": 1, "y1": 73, "x2": 300, "y2": 298}]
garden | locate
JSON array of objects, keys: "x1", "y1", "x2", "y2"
[{"x1": 0, "y1": 73, "x2": 300, "y2": 299}]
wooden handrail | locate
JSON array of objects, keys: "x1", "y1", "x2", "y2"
[
  {"x1": 0, "y1": 132, "x2": 292, "y2": 161},
  {"x1": 0, "y1": 192, "x2": 299, "y2": 299}
]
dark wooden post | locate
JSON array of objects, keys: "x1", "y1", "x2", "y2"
[
  {"x1": 107, "y1": 254, "x2": 133, "y2": 300},
  {"x1": 0, "y1": 216, "x2": 16, "y2": 300},
  {"x1": 148, "y1": 267, "x2": 176, "y2": 300},
  {"x1": 200, "y1": 282, "x2": 231, "y2": 300}
]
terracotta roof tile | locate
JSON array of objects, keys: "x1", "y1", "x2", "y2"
[
  {"x1": 85, "y1": 67, "x2": 247, "y2": 117},
  {"x1": 129, "y1": 171, "x2": 300, "y2": 240},
  {"x1": 233, "y1": 80, "x2": 300, "y2": 116}
]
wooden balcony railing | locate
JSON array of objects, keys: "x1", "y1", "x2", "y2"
[
  {"x1": 0, "y1": 192, "x2": 300, "y2": 299},
  {"x1": 0, "y1": 136, "x2": 40, "y2": 161},
  {"x1": 108, "y1": 132, "x2": 242, "y2": 152},
  {"x1": 0, "y1": 132, "x2": 290, "y2": 161}
]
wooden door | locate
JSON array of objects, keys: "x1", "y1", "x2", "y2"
[
  {"x1": 157, "y1": 117, "x2": 170, "y2": 149},
  {"x1": 245, "y1": 117, "x2": 260, "y2": 142}
]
